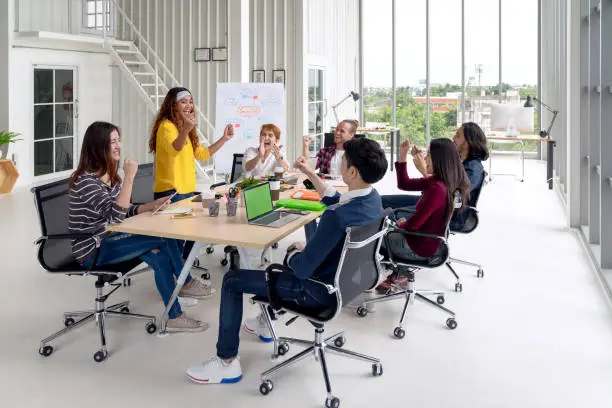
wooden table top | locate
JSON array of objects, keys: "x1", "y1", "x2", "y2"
[{"x1": 107, "y1": 175, "x2": 346, "y2": 249}]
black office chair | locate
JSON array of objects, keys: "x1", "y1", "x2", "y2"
[
  {"x1": 445, "y1": 173, "x2": 486, "y2": 292},
  {"x1": 357, "y1": 193, "x2": 463, "y2": 339},
  {"x1": 251, "y1": 215, "x2": 389, "y2": 408},
  {"x1": 32, "y1": 179, "x2": 157, "y2": 363},
  {"x1": 131, "y1": 162, "x2": 155, "y2": 205}
]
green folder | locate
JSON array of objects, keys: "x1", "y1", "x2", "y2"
[{"x1": 275, "y1": 198, "x2": 327, "y2": 212}]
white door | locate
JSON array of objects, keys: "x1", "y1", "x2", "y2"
[
  {"x1": 33, "y1": 67, "x2": 78, "y2": 179},
  {"x1": 306, "y1": 67, "x2": 326, "y2": 157}
]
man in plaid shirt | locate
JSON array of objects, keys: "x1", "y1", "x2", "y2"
[{"x1": 302, "y1": 119, "x2": 357, "y2": 176}]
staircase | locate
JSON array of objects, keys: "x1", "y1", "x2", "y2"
[{"x1": 105, "y1": 0, "x2": 215, "y2": 184}]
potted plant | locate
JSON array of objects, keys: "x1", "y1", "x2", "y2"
[
  {"x1": 0, "y1": 130, "x2": 22, "y2": 160},
  {"x1": 236, "y1": 176, "x2": 261, "y2": 207}
]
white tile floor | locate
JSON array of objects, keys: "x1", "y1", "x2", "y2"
[{"x1": 2, "y1": 156, "x2": 612, "y2": 408}]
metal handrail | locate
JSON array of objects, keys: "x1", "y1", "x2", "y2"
[{"x1": 109, "y1": 0, "x2": 216, "y2": 145}]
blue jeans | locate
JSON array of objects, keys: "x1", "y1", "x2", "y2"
[
  {"x1": 84, "y1": 233, "x2": 184, "y2": 319},
  {"x1": 216, "y1": 269, "x2": 334, "y2": 359},
  {"x1": 154, "y1": 189, "x2": 196, "y2": 260}
]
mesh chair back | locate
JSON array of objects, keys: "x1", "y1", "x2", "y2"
[
  {"x1": 231, "y1": 153, "x2": 244, "y2": 183},
  {"x1": 131, "y1": 163, "x2": 155, "y2": 204},
  {"x1": 333, "y1": 215, "x2": 389, "y2": 313},
  {"x1": 31, "y1": 178, "x2": 80, "y2": 271}
]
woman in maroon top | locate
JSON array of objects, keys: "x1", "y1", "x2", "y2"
[{"x1": 377, "y1": 137, "x2": 469, "y2": 293}]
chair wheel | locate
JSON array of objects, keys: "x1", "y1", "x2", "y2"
[
  {"x1": 206, "y1": 247, "x2": 214, "y2": 254},
  {"x1": 436, "y1": 295, "x2": 445, "y2": 305},
  {"x1": 356, "y1": 306, "x2": 368, "y2": 317},
  {"x1": 201, "y1": 272, "x2": 211, "y2": 280},
  {"x1": 393, "y1": 327, "x2": 405, "y2": 339},
  {"x1": 93, "y1": 350, "x2": 107, "y2": 363},
  {"x1": 372, "y1": 363, "x2": 383, "y2": 377},
  {"x1": 271, "y1": 243, "x2": 278, "y2": 249},
  {"x1": 193, "y1": 257, "x2": 200, "y2": 267},
  {"x1": 277, "y1": 343, "x2": 290, "y2": 356},
  {"x1": 39, "y1": 345, "x2": 53, "y2": 357},
  {"x1": 334, "y1": 336, "x2": 346, "y2": 348},
  {"x1": 259, "y1": 380, "x2": 273, "y2": 395},
  {"x1": 446, "y1": 318, "x2": 458, "y2": 330},
  {"x1": 325, "y1": 396, "x2": 340, "y2": 408},
  {"x1": 64, "y1": 317, "x2": 75, "y2": 327},
  {"x1": 146, "y1": 322, "x2": 157, "y2": 334},
  {"x1": 120, "y1": 306, "x2": 130, "y2": 313},
  {"x1": 123, "y1": 278, "x2": 131, "y2": 287},
  {"x1": 221, "y1": 259, "x2": 228, "y2": 266},
  {"x1": 454, "y1": 282, "x2": 463, "y2": 293},
  {"x1": 477, "y1": 269, "x2": 484, "y2": 278}
]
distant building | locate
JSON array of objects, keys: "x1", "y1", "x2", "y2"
[{"x1": 414, "y1": 97, "x2": 458, "y2": 113}]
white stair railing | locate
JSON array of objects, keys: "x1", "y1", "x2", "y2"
[{"x1": 107, "y1": 0, "x2": 216, "y2": 181}]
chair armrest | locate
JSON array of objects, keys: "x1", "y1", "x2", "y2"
[
  {"x1": 393, "y1": 207, "x2": 416, "y2": 215},
  {"x1": 265, "y1": 263, "x2": 295, "y2": 310},
  {"x1": 35, "y1": 233, "x2": 95, "y2": 245},
  {"x1": 388, "y1": 227, "x2": 447, "y2": 243}
]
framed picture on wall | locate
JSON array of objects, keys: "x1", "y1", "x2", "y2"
[
  {"x1": 272, "y1": 69, "x2": 286, "y2": 86},
  {"x1": 252, "y1": 70, "x2": 265, "y2": 83},
  {"x1": 193, "y1": 48, "x2": 211, "y2": 62},
  {"x1": 212, "y1": 47, "x2": 228, "y2": 61}
]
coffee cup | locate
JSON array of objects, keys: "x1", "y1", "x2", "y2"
[
  {"x1": 274, "y1": 166, "x2": 284, "y2": 179},
  {"x1": 269, "y1": 179, "x2": 281, "y2": 201}
]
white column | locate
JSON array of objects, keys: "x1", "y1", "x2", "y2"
[
  {"x1": 227, "y1": 0, "x2": 250, "y2": 83},
  {"x1": 0, "y1": 0, "x2": 12, "y2": 130}
]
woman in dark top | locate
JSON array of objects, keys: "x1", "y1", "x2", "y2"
[
  {"x1": 381, "y1": 122, "x2": 488, "y2": 216},
  {"x1": 377, "y1": 137, "x2": 469, "y2": 293},
  {"x1": 69, "y1": 121, "x2": 212, "y2": 333}
]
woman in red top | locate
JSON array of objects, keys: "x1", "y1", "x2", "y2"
[{"x1": 377, "y1": 137, "x2": 469, "y2": 293}]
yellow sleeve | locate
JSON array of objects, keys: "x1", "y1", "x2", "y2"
[
  {"x1": 156, "y1": 120, "x2": 180, "y2": 157},
  {"x1": 195, "y1": 145, "x2": 211, "y2": 162}
]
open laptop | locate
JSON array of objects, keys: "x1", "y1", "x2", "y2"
[{"x1": 243, "y1": 182, "x2": 302, "y2": 228}]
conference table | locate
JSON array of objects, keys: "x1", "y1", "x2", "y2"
[
  {"x1": 486, "y1": 134, "x2": 556, "y2": 189},
  {"x1": 107, "y1": 177, "x2": 342, "y2": 334}
]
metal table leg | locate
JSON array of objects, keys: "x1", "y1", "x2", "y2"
[{"x1": 158, "y1": 242, "x2": 203, "y2": 334}]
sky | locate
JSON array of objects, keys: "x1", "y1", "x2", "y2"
[{"x1": 363, "y1": 0, "x2": 539, "y2": 88}]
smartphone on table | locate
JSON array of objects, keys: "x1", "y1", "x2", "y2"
[{"x1": 171, "y1": 213, "x2": 196, "y2": 220}]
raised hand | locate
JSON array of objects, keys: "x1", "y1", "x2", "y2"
[
  {"x1": 272, "y1": 144, "x2": 282, "y2": 159},
  {"x1": 123, "y1": 158, "x2": 138, "y2": 180},
  {"x1": 399, "y1": 140, "x2": 412, "y2": 162},
  {"x1": 222, "y1": 124, "x2": 235, "y2": 141},
  {"x1": 178, "y1": 114, "x2": 196, "y2": 135},
  {"x1": 302, "y1": 135, "x2": 313, "y2": 146},
  {"x1": 413, "y1": 152, "x2": 427, "y2": 176},
  {"x1": 294, "y1": 155, "x2": 308, "y2": 171}
]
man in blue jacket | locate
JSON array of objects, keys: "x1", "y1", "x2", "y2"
[{"x1": 186, "y1": 137, "x2": 388, "y2": 384}]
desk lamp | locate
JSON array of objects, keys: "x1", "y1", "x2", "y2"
[
  {"x1": 524, "y1": 95, "x2": 558, "y2": 138},
  {"x1": 331, "y1": 91, "x2": 360, "y2": 124}
]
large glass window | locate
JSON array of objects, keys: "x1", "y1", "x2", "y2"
[
  {"x1": 83, "y1": 0, "x2": 112, "y2": 32},
  {"x1": 33, "y1": 68, "x2": 76, "y2": 177}
]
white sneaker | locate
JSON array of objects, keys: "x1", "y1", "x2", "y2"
[
  {"x1": 179, "y1": 278, "x2": 216, "y2": 299},
  {"x1": 178, "y1": 297, "x2": 198, "y2": 308},
  {"x1": 243, "y1": 313, "x2": 273, "y2": 342},
  {"x1": 186, "y1": 356, "x2": 243, "y2": 384}
]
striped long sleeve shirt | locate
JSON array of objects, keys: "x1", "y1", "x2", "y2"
[{"x1": 69, "y1": 173, "x2": 138, "y2": 263}]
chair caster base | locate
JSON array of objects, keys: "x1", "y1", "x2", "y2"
[
  {"x1": 325, "y1": 396, "x2": 340, "y2": 408},
  {"x1": 259, "y1": 380, "x2": 274, "y2": 395}
]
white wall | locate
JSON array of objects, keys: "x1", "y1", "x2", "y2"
[
  {"x1": 10, "y1": 47, "x2": 113, "y2": 186},
  {"x1": 15, "y1": 0, "x2": 81, "y2": 34},
  {"x1": 306, "y1": 0, "x2": 361, "y2": 125},
  {"x1": 113, "y1": 0, "x2": 228, "y2": 161}
]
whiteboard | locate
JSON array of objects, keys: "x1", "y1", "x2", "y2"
[{"x1": 214, "y1": 83, "x2": 286, "y2": 174}]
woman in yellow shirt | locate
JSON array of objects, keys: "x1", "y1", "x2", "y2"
[
  {"x1": 149, "y1": 87, "x2": 234, "y2": 260},
  {"x1": 149, "y1": 87, "x2": 233, "y2": 200}
]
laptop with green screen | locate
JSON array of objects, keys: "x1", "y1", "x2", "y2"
[{"x1": 243, "y1": 183, "x2": 301, "y2": 228}]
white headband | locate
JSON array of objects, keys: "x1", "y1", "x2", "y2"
[{"x1": 176, "y1": 90, "x2": 191, "y2": 102}]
